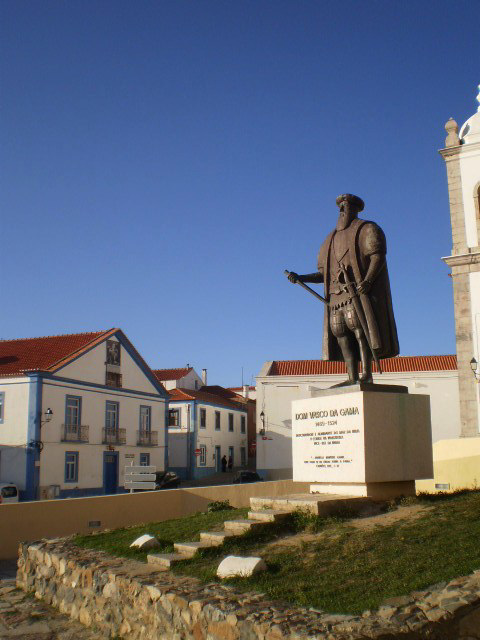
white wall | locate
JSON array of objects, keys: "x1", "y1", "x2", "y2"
[
  {"x1": 470, "y1": 270, "x2": 480, "y2": 433},
  {"x1": 58, "y1": 337, "x2": 159, "y2": 395},
  {"x1": 256, "y1": 370, "x2": 460, "y2": 476},
  {"x1": 39, "y1": 379, "x2": 166, "y2": 492},
  {"x1": 0, "y1": 378, "x2": 31, "y2": 488},
  {"x1": 459, "y1": 143, "x2": 480, "y2": 248},
  {"x1": 195, "y1": 403, "x2": 248, "y2": 470},
  {"x1": 168, "y1": 433, "x2": 188, "y2": 468},
  {"x1": 163, "y1": 369, "x2": 203, "y2": 391},
  {"x1": 167, "y1": 400, "x2": 248, "y2": 472}
]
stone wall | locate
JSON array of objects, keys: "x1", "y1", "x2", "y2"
[{"x1": 16, "y1": 538, "x2": 480, "y2": 639}]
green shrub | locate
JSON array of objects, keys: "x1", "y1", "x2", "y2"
[{"x1": 207, "y1": 500, "x2": 233, "y2": 512}]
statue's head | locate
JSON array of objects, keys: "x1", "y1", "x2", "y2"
[{"x1": 335, "y1": 194, "x2": 364, "y2": 230}]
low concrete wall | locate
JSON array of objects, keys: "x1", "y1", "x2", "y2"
[{"x1": 0, "y1": 479, "x2": 308, "y2": 560}]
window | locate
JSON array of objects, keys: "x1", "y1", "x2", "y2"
[
  {"x1": 240, "y1": 447, "x2": 246, "y2": 467},
  {"x1": 0, "y1": 392, "x2": 4, "y2": 423},
  {"x1": 65, "y1": 396, "x2": 81, "y2": 426},
  {"x1": 199, "y1": 444, "x2": 206, "y2": 466},
  {"x1": 106, "y1": 371, "x2": 122, "y2": 387},
  {"x1": 65, "y1": 452, "x2": 78, "y2": 482},
  {"x1": 140, "y1": 453, "x2": 150, "y2": 466},
  {"x1": 106, "y1": 340, "x2": 121, "y2": 365},
  {"x1": 168, "y1": 409, "x2": 180, "y2": 427},
  {"x1": 139, "y1": 406, "x2": 151, "y2": 432},
  {"x1": 215, "y1": 411, "x2": 221, "y2": 431},
  {"x1": 228, "y1": 413, "x2": 234, "y2": 432},
  {"x1": 241, "y1": 415, "x2": 246, "y2": 433},
  {"x1": 200, "y1": 408, "x2": 206, "y2": 429},
  {"x1": 105, "y1": 402, "x2": 119, "y2": 430}
]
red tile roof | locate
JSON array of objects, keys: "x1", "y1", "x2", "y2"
[
  {"x1": 228, "y1": 386, "x2": 256, "y2": 391},
  {"x1": 169, "y1": 387, "x2": 246, "y2": 410},
  {"x1": 0, "y1": 329, "x2": 118, "y2": 377},
  {"x1": 153, "y1": 367, "x2": 193, "y2": 382},
  {"x1": 268, "y1": 355, "x2": 457, "y2": 376}
]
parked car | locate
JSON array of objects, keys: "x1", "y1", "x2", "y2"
[
  {"x1": 232, "y1": 471, "x2": 264, "y2": 484},
  {"x1": 155, "y1": 471, "x2": 181, "y2": 490},
  {"x1": 0, "y1": 483, "x2": 19, "y2": 504}
]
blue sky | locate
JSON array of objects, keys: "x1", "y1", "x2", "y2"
[{"x1": 1, "y1": 1, "x2": 478, "y2": 386}]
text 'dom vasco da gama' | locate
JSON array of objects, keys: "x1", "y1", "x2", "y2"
[{"x1": 292, "y1": 395, "x2": 365, "y2": 482}]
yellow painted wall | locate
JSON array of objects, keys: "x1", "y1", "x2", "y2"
[
  {"x1": 416, "y1": 437, "x2": 480, "y2": 493},
  {"x1": 0, "y1": 479, "x2": 309, "y2": 559}
]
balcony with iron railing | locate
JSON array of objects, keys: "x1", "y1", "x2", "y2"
[
  {"x1": 136, "y1": 430, "x2": 158, "y2": 447},
  {"x1": 102, "y1": 427, "x2": 126, "y2": 445},
  {"x1": 61, "y1": 424, "x2": 89, "y2": 443}
]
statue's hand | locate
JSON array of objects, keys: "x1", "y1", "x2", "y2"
[
  {"x1": 288, "y1": 271, "x2": 299, "y2": 284},
  {"x1": 357, "y1": 280, "x2": 372, "y2": 294}
]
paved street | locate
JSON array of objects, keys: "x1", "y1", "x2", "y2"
[{"x1": 0, "y1": 568, "x2": 105, "y2": 640}]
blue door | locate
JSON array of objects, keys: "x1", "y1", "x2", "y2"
[
  {"x1": 215, "y1": 446, "x2": 221, "y2": 472},
  {"x1": 103, "y1": 452, "x2": 118, "y2": 494}
]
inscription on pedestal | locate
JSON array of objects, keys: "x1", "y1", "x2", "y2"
[{"x1": 292, "y1": 393, "x2": 365, "y2": 483}]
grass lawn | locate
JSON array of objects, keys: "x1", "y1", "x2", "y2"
[
  {"x1": 73, "y1": 507, "x2": 249, "y2": 561},
  {"x1": 74, "y1": 491, "x2": 480, "y2": 615}
]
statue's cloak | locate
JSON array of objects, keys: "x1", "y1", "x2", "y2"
[{"x1": 318, "y1": 218, "x2": 399, "y2": 362}]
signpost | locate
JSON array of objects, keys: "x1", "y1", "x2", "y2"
[
  {"x1": 194, "y1": 448, "x2": 201, "y2": 456},
  {"x1": 124, "y1": 465, "x2": 156, "y2": 493}
]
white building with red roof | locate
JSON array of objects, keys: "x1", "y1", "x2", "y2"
[
  {"x1": 152, "y1": 367, "x2": 203, "y2": 391},
  {"x1": 160, "y1": 386, "x2": 249, "y2": 480},
  {"x1": 255, "y1": 356, "x2": 459, "y2": 480},
  {"x1": 0, "y1": 329, "x2": 169, "y2": 500}
]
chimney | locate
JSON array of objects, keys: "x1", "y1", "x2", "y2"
[
  {"x1": 202, "y1": 369, "x2": 207, "y2": 385},
  {"x1": 242, "y1": 384, "x2": 249, "y2": 399}
]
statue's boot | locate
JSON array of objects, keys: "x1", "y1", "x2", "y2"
[
  {"x1": 330, "y1": 355, "x2": 358, "y2": 388},
  {"x1": 358, "y1": 337, "x2": 373, "y2": 383}
]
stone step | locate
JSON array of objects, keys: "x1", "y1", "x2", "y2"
[
  {"x1": 250, "y1": 493, "x2": 384, "y2": 516},
  {"x1": 147, "y1": 553, "x2": 185, "y2": 568},
  {"x1": 173, "y1": 541, "x2": 214, "y2": 557},
  {"x1": 247, "y1": 509, "x2": 291, "y2": 523},
  {"x1": 223, "y1": 519, "x2": 266, "y2": 534},
  {"x1": 199, "y1": 530, "x2": 237, "y2": 545}
]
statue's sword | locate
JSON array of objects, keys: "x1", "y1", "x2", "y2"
[
  {"x1": 284, "y1": 270, "x2": 328, "y2": 306},
  {"x1": 338, "y1": 262, "x2": 383, "y2": 375}
]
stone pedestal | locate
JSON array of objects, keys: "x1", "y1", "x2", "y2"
[{"x1": 292, "y1": 384, "x2": 433, "y2": 499}]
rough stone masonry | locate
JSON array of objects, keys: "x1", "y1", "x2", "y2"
[{"x1": 15, "y1": 537, "x2": 480, "y2": 639}]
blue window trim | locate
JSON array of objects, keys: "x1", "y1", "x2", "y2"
[
  {"x1": 0, "y1": 391, "x2": 4, "y2": 424},
  {"x1": 65, "y1": 394, "x2": 82, "y2": 426},
  {"x1": 105, "y1": 400, "x2": 119, "y2": 429},
  {"x1": 168, "y1": 407, "x2": 180, "y2": 428},
  {"x1": 140, "y1": 452, "x2": 150, "y2": 466},
  {"x1": 228, "y1": 413, "x2": 234, "y2": 432},
  {"x1": 139, "y1": 405, "x2": 151, "y2": 432},
  {"x1": 65, "y1": 451, "x2": 79, "y2": 483},
  {"x1": 199, "y1": 408, "x2": 206, "y2": 429},
  {"x1": 199, "y1": 444, "x2": 206, "y2": 466},
  {"x1": 241, "y1": 415, "x2": 246, "y2": 433},
  {"x1": 214, "y1": 410, "x2": 221, "y2": 431}
]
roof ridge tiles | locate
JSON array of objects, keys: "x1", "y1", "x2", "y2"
[{"x1": 0, "y1": 329, "x2": 114, "y2": 343}]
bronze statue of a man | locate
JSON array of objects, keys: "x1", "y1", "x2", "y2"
[{"x1": 288, "y1": 194, "x2": 399, "y2": 385}]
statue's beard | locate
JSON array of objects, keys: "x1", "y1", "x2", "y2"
[{"x1": 336, "y1": 211, "x2": 354, "y2": 231}]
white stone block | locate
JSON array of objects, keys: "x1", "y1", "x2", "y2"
[
  {"x1": 292, "y1": 389, "x2": 433, "y2": 489},
  {"x1": 216, "y1": 555, "x2": 267, "y2": 579},
  {"x1": 130, "y1": 534, "x2": 160, "y2": 550}
]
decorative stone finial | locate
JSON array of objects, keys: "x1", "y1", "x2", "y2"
[
  {"x1": 445, "y1": 117, "x2": 460, "y2": 147},
  {"x1": 476, "y1": 84, "x2": 480, "y2": 113}
]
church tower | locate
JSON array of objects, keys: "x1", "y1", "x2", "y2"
[{"x1": 440, "y1": 87, "x2": 480, "y2": 437}]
